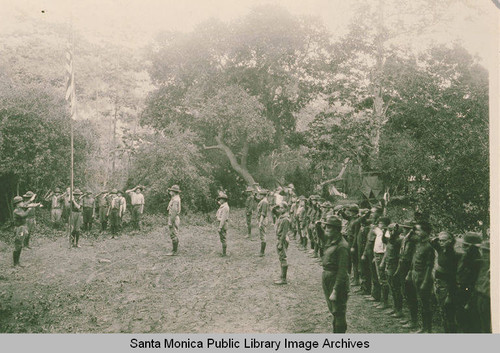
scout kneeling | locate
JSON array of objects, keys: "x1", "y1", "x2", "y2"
[{"x1": 216, "y1": 192, "x2": 229, "y2": 257}]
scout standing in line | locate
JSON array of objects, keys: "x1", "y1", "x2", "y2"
[
  {"x1": 384, "y1": 223, "x2": 404, "y2": 319},
  {"x1": 456, "y1": 232, "x2": 482, "y2": 333},
  {"x1": 243, "y1": 186, "x2": 256, "y2": 238},
  {"x1": 70, "y1": 188, "x2": 84, "y2": 247},
  {"x1": 274, "y1": 202, "x2": 290, "y2": 285},
  {"x1": 429, "y1": 231, "x2": 458, "y2": 332},
  {"x1": 22, "y1": 191, "x2": 37, "y2": 249},
  {"x1": 256, "y1": 189, "x2": 269, "y2": 257},
  {"x1": 166, "y1": 185, "x2": 181, "y2": 256},
  {"x1": 117, "y1": 190, "x2": 127, "y2": 230},
  {"x1": 126, "y1": 186, "x2": 145, "y2": 230},
  {"x1": 97, "y1": 190, "x2": 109, "y2": 231},
  {"x1": 216, "y1": 192, "x2": 230, "y2": 257},
  {"x1": 409, "y1": 221, "x2": 435, "y2": 333},
  {"x1": 81, "y1": 188, "x2": 95, "y2": 232},
  {"x1": 317, "y1": 215, "x2": 350, "y2": 333},
  {"x1": 48, "y1": 187, "x2": 64, "y2": 228},
  {"x1": 107, "y1": 189, "x2": 121, "y2": 238},
  {"x1": 12, "y1": 196, "x2": 30, "y2": 266}
]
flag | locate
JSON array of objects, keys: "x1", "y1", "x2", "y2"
[{"x1": 65, "y1": 46, "x2": 76, "y2": 119}]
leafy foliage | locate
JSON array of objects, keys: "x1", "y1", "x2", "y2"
[{"x1": 127, "y1": 124, "x2": 213, "y2": 212}]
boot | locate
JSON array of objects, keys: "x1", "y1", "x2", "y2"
[
  {"x1": 303, "y1": 237, "x2": 308, "y2": 250},
  {"x1": 246, "y1": 226, "x2": 251, "y2": 238},
  {"x1": 222, "y1": 244, "x2": 227, "y2": 257},
  {"x1": 75, "y1": 232, "x2": 80, "y2": 248},
  {"x1": 167, "y1": 240, "x2": 178, "y2": 256},
  {"x1": 274, "y1": 265, "x2": 288, "y2": 285},
  {"x1": 258, "y1": 242, "x2": 266, "y2": 257},
  {"x1": 376, "y1": 286, "x2": 389, "y2": 309},
  {"x1": 13, "y1": 251, "x2": 17, "y2": 266},
  {"x1": 24, "y1": 235, "x2": 31, "y2": 249}
]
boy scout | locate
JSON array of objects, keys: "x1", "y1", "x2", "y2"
[
  {"x1": 107, "y1": 189, "x2": 121, "y2": 238},
  {"x1": 429, "y1": 231, "x2": 458, "y2": 332},
  {"x1": 409, "y1": 221, "x2": 435, "y2": 333},
  {"x1": 243, "y1": 186, "x2": 256, "y2": 238},
  {"x1": 22, "y1": 191, "x2": 37, "y2": 249},
  {"x1": 127, "y1": 186, "x2": 145, "y2": 230},
  {"x1": 456, "y1": 232, "x2": 482, "y2": 333},
  {"x1": 96, "y1": 191, "x2": 109, "y2": 231},
  {"x1": 70, "y1": 189, "x2": 84, "y2": 247},
  {"x1": 216, "y1": 192, "x2": 230, "y2": 257},
  {"x1": 317, "y1": 215, "x2": 350, "y2": 333},
  {"x1": 81, "y1": 188, "x2": 95, "y2": 232},
  {"x1": 256, "y1": 189, "x2": 269, "y2": 257},
  {"x1": 274, "y1": 202, "x2": 290, "y2": 285},
  {"x1": 49, "y1": 187, "x2": 64, "y2": 228},
  {"x1": 12, "y1": 196, "x2": 29, "y2": 266},
  {"x1": 166, "y1": 185, "x2": 181, "y2": 256}
]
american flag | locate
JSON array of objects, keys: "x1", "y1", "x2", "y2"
[{"x1": 65, "y1": 46, "x2": 76, "y2": 119}]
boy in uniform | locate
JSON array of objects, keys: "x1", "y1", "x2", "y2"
[
  {"x1": 166, "y1": 185, "x2": 181, "y2": 256},
  {"x1": 216, "y1": 192, "x2": 230, "y2": 257}
]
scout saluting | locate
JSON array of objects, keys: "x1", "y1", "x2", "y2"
[
  {"x1": 216, "y1": 191, "x2": 229, "y2": 257},
  {"x1": 166, "y1": 185, "x2": 181, "y2": 256},
  {"x1": 22, "y1": 191, "x2": 40, "y2": 249},
  {"x1": 70, "y1": 188, "x2": 84, "y2": 247},
  {"x1": 12, "y1": 196, "x2": 31, "y2": 266}
]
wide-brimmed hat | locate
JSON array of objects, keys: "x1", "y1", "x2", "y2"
[
  {"x1": 13, "y1": 196, "x2": 24, "y2": 205},
  {"x1": 109, "y1": 189, "x2": 118, "y2": 194},
  {"x1": 245, "y1": 186, "x2": 254, "y2": 192},
  {"x1": 73, "y1": 188, "x2": 83, "y2": 195},
  {"x1": 54, "y1": 187, "x2": 61, "y2": 193},
  {"x1": 217, "y1": 192, "x2": 228, "y2": 200},
  {"x1": 322, "y1": 201, "x2": 333, "y2": 209},
  {"x1": 463, "y1": 232, "x2": 482, "y2": 245},
  {"x1": 321, "y1": 215, "x2": 342, "y2": 228},
  {"x1": 23, "y1": 191, "x2": 34, "y2": 198},
  {"x1": 259, "y1": 189, "x2": 268, "y2": 195},
  {"x1": 348, "y1": 204, "x2": 359, "y2": 213},
  {"x1": 359, "y1": 208, "x2": 370, "y2": 217},
  {"x1": 168, "y1": 185, "x2": 181, "y2": 193}
]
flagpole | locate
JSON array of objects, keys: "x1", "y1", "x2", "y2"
[{"x1": 67, "y1": 7, "x2": 75, "y2": 249}]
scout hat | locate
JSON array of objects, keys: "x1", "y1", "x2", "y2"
[
  {"x1": 73, "y1": 188, "x2": 83, "y2": 195},
  {"x1": 348, "y1": 204, "x2": 359, "y2": 214},
  {"x1": 168, "y1": 185, "x2": 181, "y2": 193},
  {"x1": 110, "y1": 189, "x2": 118, "y2": 194},
  {"x1": 322, "y1": 201, "x2": 333, "y2": 209},
  {"x1": 245, "y1": 186, "x2": 254, "y2": 192},
  {"x1": 217, "y1": 192, "x2": 228, "y2": 200},
  {"x1": 321, "y1": 215, "x2": 342, "y2": 228},
  {"x1": 13, "y1": 196, "x2": 23, "y2": 205},
  {"x1": 54, "y1": 187, "x2": 61, "y2": 193},
  {"x1": 23, "y1": 191, "x2": 34, "y2": 198},
  {"x1": 462, "y1": 232, "x2": 482, "y2": 246},
  {"x1": 259, "y1": 189, "x2": 268, "y2": 195},
  {"x1": 333, "y1": 204, "x2": 344, "y2": 212}
]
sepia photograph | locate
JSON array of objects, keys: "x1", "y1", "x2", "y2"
[{"x1": 0, "y1": 0, "x2": 497, "y2": 336}]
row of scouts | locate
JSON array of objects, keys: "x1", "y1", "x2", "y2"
[
  {"x1": 243, "y1": 186, "x2": 491, "y2": 334},
  {"x1": 46, "y1": 186, "x2": 145, "y2": 235},
  {"x1": 10, "y1": 186, "x2": 145, "y2": 267}
]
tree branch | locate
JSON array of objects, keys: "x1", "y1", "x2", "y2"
[
  {"x1": 318, "y1": 158, "x2": 350, "y2": 187},
  {"x1": 203, "y1": 144, "x2": 223, "y2": 151}
]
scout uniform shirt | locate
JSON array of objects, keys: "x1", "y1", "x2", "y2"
[
  {"x1": 167, "y1": 194, "x2": 181, "y2": 224},
  {"x1": 131, "y1": 191, "x2": 145, "y2": 213},
  {"x1": 245, "y1": 194, "x2": 256, "y2": 215},
  {"x1": 216, "y1": 201, "x2": 229, "y2": 230},
  {"x1": 257, "y1": 197, "x2": 269, "y2": 224}
]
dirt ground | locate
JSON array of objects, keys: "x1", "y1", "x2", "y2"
[{"x1": 0, "y1": 209, "x2": 441, "y2": 333}]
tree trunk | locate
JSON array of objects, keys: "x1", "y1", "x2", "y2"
[{"x1": 204, "y1": 135, "x2": 256, "y2": 185}]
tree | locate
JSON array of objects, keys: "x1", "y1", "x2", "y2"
[
  {"x1": 127, "y1": 124, "x2": 213, "y2": 212},
  {"x1": 142, "y1": 6, "x2": 332, "y2": 184},
  {"x1": 378, "y1": 44, "x2": 488, "y2": 231}
]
